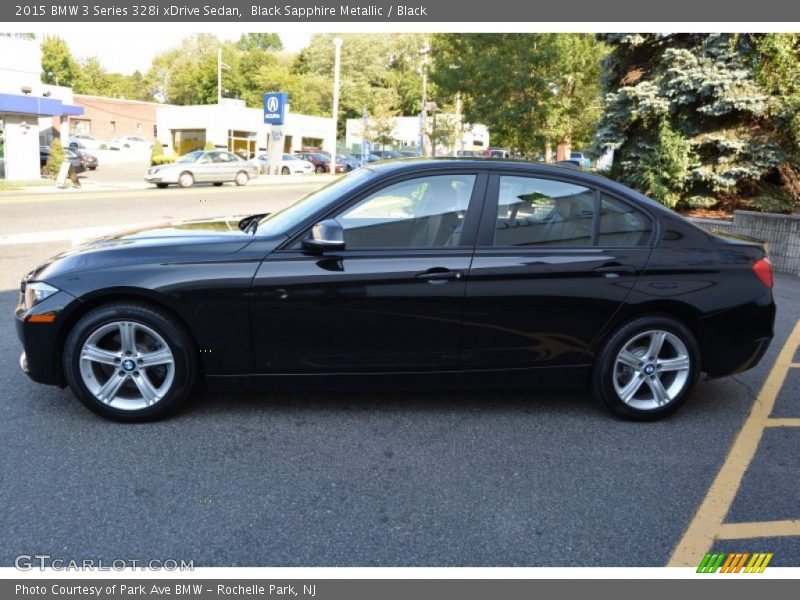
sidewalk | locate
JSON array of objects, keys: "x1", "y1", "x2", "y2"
[{"x1": 0, "y1": 173, "x2": 338, "y2": 195}]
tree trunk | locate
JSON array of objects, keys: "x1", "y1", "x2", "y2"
[
  {"x1": 544, "y1": 139, "x2": 552, "y2": 163},
  {"x1": 556, "y1": 135, "x2": 571, "y2": 162}
]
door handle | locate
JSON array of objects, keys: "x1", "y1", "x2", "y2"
[
  {"x1": 594, "y1": 264, "x2": 636, "y2": 276},
  {"x1": 415, "y1": 269, "x2": 464, "y2": 282}
]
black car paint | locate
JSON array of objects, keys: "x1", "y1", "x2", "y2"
[{"x1": 16, "y1": 160, "x2": 774, "y2": 392}]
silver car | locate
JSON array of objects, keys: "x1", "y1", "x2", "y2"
[{"x1": 145, "y1": 150, "x2": 259, "y2": 188}]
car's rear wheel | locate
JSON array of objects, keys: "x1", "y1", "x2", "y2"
[
  {"x1": 178, "y1": 172, "x2": 194, "y2": 188},
  {"x1": 592, "y1": 315, "x2": 699, "y2": 421},
  {"x1": 281, "y1": 166, "x2": 290, "y2": 175},
  {"x1": 234, "y1": 171, "x2": 249, "y2": 186},
  {"x1": 63, "y1": 302, "x2": 197, "y2": 421},
  {"x1": 315, "y1": 165, "x2": 325, "y2": 174}
]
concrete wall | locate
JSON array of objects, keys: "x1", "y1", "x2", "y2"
[
  {"x1": 690, "y1": 210, "x2": 800, "y2": 275},
  {"x1": 3, "y1": 114, "x2": 41, "y2": 180}
]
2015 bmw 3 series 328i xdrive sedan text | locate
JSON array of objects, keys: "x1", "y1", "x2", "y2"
[{"x1": 15, "y1": 160, "x2": 776, "y2": 421}]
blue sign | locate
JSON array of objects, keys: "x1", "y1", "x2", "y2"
[{"x1": 263, "y1": 92, "x2": 288, "y2": 125}]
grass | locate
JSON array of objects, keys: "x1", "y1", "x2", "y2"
[{"x1": 0, "y1": 178, "x2": 53, "y2": 191}]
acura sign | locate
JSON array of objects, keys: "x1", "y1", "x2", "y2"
[{"x1": 263, "y1": 92, "x2": 288, "y2": 125}]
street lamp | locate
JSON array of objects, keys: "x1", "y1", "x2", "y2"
[
  {"x1": 217, "y1": 48, "x2": 230, "y2": 104},
  {"x1": 331, "y1": 37, "x2": 343, "y2": 175}
]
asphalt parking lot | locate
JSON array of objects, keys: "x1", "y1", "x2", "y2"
[{"x1": 0, "y1": 186, "x2": 798, "y2": 567}]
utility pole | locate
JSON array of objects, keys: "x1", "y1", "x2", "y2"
[
  {"x1": 331, "y1": 37, "x2": 343, "y2": 175},
  {"x1": 454, "y1": 93, "x2": 462, "y2": 157},
  {"x1": 420, "y1": 50, "x2": 429, "y2": 157}
]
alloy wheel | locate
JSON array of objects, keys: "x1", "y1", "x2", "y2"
[
  {"x1": 78, "y1": 321, "x2": 175, "y2": 411},
  {"x1": 612, "y1": 329, "x2": 691, "y2": 411}
]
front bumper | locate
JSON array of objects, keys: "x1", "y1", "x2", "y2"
[{"x1": 15, "y1": 288, "x2": 79, "y2": 387}]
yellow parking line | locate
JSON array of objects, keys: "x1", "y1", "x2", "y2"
[
  {"x1": 765, "y1": 418, "x2": 800, "y2": 427},
  {"x1": 668, "y1": 318, "x2": 800, "y2": 566},
  {"x1": 717, "y1": 520, "x2": 800, "y2": 540}
]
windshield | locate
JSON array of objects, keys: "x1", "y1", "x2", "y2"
[
  {"x1": 176, "y1": 151, "x2": 204, "y2": 164},
  {"x1": 257, "y1": 168, "x2": 376, "y2": 236}
]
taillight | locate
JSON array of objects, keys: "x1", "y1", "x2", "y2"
[{"x1": 753, "y1": 257, "x2": 773, "y2": 289}]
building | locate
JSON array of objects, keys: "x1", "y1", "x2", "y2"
[
  {"x1": 345, "y1": 115, "x2": 490, "y2": 155},
  {"x1": 155, "y1": 99, "x2": 334, "y2": 158},
  {"x1": 69, "y1": 94, "x2": 161, "y2": 141},
  {"x1": 0, "y1": 36, "x2": 83, "y2": 180}
]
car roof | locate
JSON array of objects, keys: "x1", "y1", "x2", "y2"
[{"x1": 361, "y1": 158, "x2": 666, "y2": 211}]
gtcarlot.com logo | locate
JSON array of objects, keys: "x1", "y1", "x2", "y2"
[
  {"x1": 14, "y1": 554, "x2": 194, "y2": 571},
  {"x1": 697, "y1": 552, "x2": 773, "y2": 573}
]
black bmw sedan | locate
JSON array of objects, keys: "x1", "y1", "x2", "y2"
[{"x1": 15, "y1": 159, "x2": 775, "y2": 421}]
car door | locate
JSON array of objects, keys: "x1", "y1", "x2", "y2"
[
  {"x1": 460, "y1": 173, "x2": 656, "y2": 370},
  {"x1": 250, "y1": 171, "x2": 488, "y2": 373}
]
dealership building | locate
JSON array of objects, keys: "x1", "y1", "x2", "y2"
[
  {"x1": 0, "y1": 36, "x2": 83, "y2": 180},
  {"x1": 155, "y1": 99, "x2": 334, "y2": 158},
  {"x1": 345, "y1": 115, "x2": 490, "y2": 155}
]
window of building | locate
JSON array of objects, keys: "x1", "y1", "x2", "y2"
[{"x1": 70, "y1": 119, "x2": 91, "y2": 135}]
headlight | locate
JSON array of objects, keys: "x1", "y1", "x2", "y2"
[{"x1": 24, "y1": 281, "x2": 59, "y2": 310}]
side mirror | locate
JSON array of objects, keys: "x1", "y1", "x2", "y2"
[{"x1": 302, "y1": 219, "x2": 345, "y2": 253}]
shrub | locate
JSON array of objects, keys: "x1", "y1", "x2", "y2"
[
  {"x1": 44, "y1": 138, "x2": 66, "y2": 178},
  {"x1": 683, "y1": 195, "x2": 718, "y2": 209},
  {"x1": 151, "y1": 154, "x2": 176, "y2": 166},
  {"x1": 203, "y1": 140, "x2": 215, "y2": 151},
  {"x1": 746, "y1": 185, "x2": 796, "y2": 213},
  {"x1": 150, "y1": 141, "x2": 165, "y2": 166}
]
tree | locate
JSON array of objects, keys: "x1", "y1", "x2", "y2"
[
  {"x1": 593, "y1": 34, "x2": 794, "y2": 211},
  {"x1": 431, "y1": 34, "x2": 607, "y2": 158},
  {"x1": 41, "y1": 35, "x2": 78, "y2": 87},
  {"x1": 237, "y1": 33, "x2": 282, "y2": 51},
  {"x1": 295, "y1": 33, "x2": 428, "y2": 132},
  {"x1": 45, "y1": 138, "x2": 65, "y2": 178}
]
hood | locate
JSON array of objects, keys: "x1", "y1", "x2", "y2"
[{"x1": 27, "y1": 216, "x2": 258, "y2": 282}]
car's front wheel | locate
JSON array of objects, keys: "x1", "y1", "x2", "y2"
[
  {"x1": 63, "y1": 302, "x2": 197, "y2": 421},
  {"x1": 281, "y1": 166, "x2": 290, "y2": 175},
  {"x1": 592, "y1": 315, "x2": 699, "y2": 420},
  {"x1": 178, "y1": 172, "x2": 194, "y2": 188}
]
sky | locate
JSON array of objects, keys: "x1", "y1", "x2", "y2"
[{"x1": 55, "y1": 32, "x2": 314, "y2": 75}]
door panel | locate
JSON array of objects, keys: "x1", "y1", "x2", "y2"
[
  {"x1": 252, "y1": 250, "x2": 473, "y2": 373},
  {"x1": 250, "y1": 171, "x2": 488, "y2": 374},
  {"x1": 460, "y1": 175, "x2": 654, "y2": 370}
]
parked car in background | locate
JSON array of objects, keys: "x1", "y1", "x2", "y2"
[
  {"x1": 144, "y1": 150, "x2": 258, "y2": 188},
  {"x1": 337, "y1": 154, "x2": 363, "y2": 171},
  {"x1": 17, "y1": 159, "x2": 775, "y2": 421},
  {"x1": 112, "y1": 136, "x2": 153, "y2": 151},
  {"x1": 374, "y1": 149, "x2": 406, "y2": 159},
  {"x1": 252, "y1": 153, "x2": 314, "y2": 175},
  {"x1": 39, "y1": 146, "x2": 87, "y2": 174},
  {"x1": 72, "y1": 148, "x2": 98, "y2": 171},
  {"x1": 294, "y1": 152, "x2": 347, "y2": 174},
  {"x1": 67, "y1": 134, "x2": 120, "y2": 151},
  {"x1": 570, "y1": 152, "x2": 591, "y2": 169}
]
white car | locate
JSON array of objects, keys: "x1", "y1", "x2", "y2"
[
  {"x1": 253, "y1": 153, "x2": 314, "y2": 175},
  {"x1": 67, "y1": 134, "x2": 120, "y2": 151},
  {"x1": 112, "y1": 136, "x2": 153, "y2": 151}
]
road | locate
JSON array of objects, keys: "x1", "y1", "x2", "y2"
[{"x1": 0, "y1": 185, "x2": 798, "y2": 567}]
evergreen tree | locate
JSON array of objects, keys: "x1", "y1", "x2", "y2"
[{"x1": 593, "y1": 34, "x2": 793, "y2": 211}]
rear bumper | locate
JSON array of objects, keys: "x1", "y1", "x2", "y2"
[{"x1": 696, "y1": 290, "x2": 776, "y2": 377}]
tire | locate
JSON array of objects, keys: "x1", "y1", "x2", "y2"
[
  {"x1": 213, "y1": 182, "x2": 224, "y2": 186},
  {"x1": 89, "y1": 166, "x2": 97, "y2": 171},
  {"x1": 592, "y1": 315, "x2": 700, "y2": 421},
  {"x1": 156, "y1": 183, "x2": 168, "y2": 189},
  {"x1": 234, "y1": 171, "x2": 249, "y2": 186},
  {"x1": 281, "y1": 167, "x2": 290, "y2": 175},
  {"x1": 63, "y1": 302, "x2": 197, "y2": 422},
  {"x1": 315, "y1": 165, "x2": 325, "y2": 174},
  {"x1": 178, "y1": 171, "x2": 194, "y2": 188}
]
